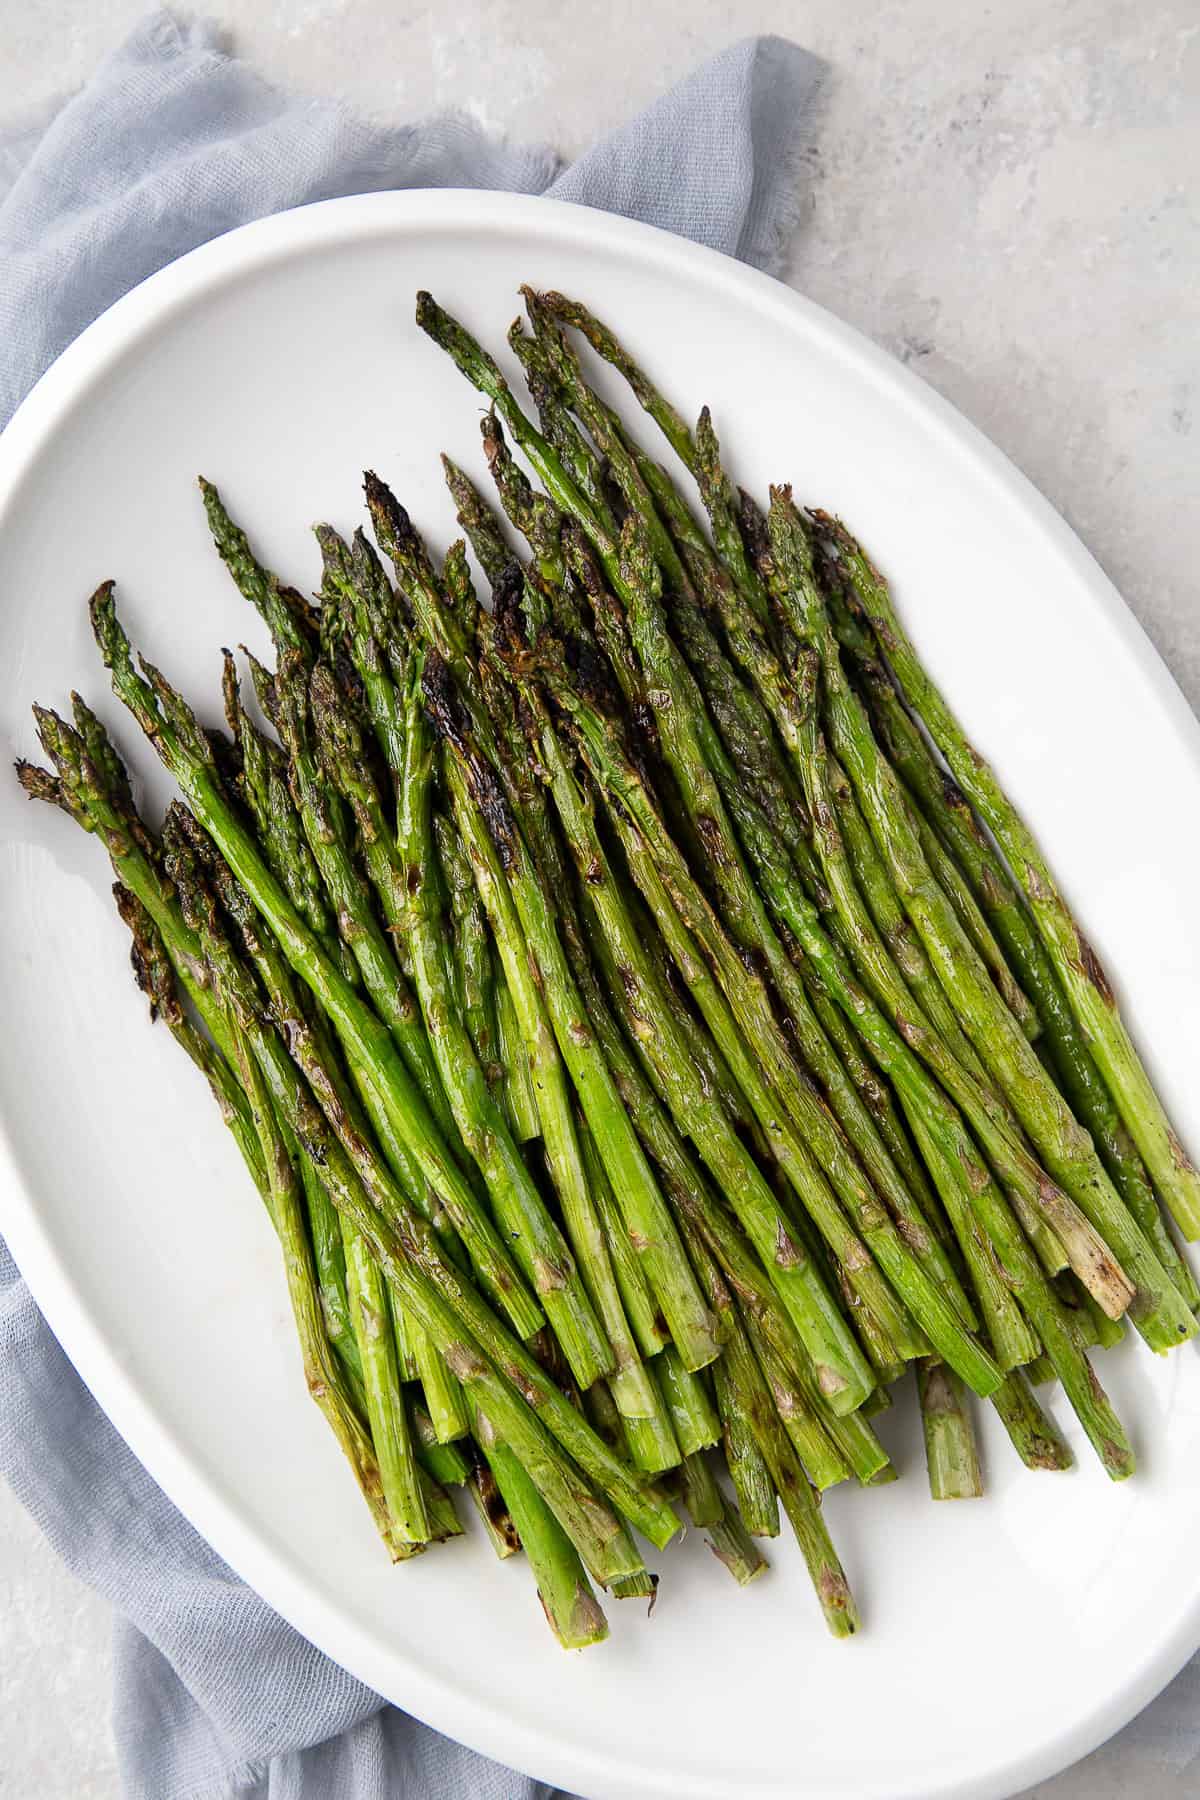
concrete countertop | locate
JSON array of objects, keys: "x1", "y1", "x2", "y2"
[{"x1": 2, "y1": 3, "x2": 1197, "y2": 1795}]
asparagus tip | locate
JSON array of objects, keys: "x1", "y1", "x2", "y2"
[
  {"x1": 88, "y1": 579, "x2": 120, "y2": 663},
  {"x1": 14, "y1": 757, "x2": 62, "y2": 808}
]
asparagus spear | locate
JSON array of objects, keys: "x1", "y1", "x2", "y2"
[
  {"x1": 530, "y1": 632, "x2": 1004, "y2": 1399},
  {"x1": 441, "y1": 736, "x2": 692, "y2": 1393},
  {"x1": 512, "y1": 673, "x2": 878, "y2": 1408},
  {"x1": 663, "y1": 448, "x2": 1077, "y2": 1299},
  {"x1": 539, "y1": 288, "x2": 776, "y2": 627},
  {"x1": 844, "y1": 632, "x2": 1200, "y2": 1309},
  {"x1": 767, "y1": 495, "x2": 1195, "y2": 1353},
  {"x1": 89, "y1": 583, "x2": 543, "y2": 1341},
  {"x1": 539, "y1": 645, "x2": 1135, "y2": 1474},
  {"x1": 112, "y1": 882, "x2": 410, "y2": 1552},
  {"x1": 507, "y1": 313, "x2": 963, "y2": 1354},
  {"x1": 684, "y1": 1211, "x2": 860, "y2": 1637},
  {"x1": 22, "y1": 711, "x2": 371, "y2": 1410},
  {"x1": 269, "y1": 646, "x2": 453, "y2": 1135},
  {"x1": 785, "y1": 652, "x2": 1130, "y2": 1317},
  {"x1": 462, "y1": 1442, "x2": 524, "y2": 1559},
  {"x1": 489, "y1": 320, "x2": 1021, "y2": 1389},
  {"x1": 575, "y1": 979, "x2": 897, "y2": 1486},
  {"x1": 363, "y1": 479, "x2": 719, "y2": 1375},
  {"x1": 821, "y1": 509, "x2": 1200, "y2": 1243},
  {"x1": 161, "y1": 799, "x2": 440, "y2": 1544},
  {"x1": 477, "y1": 426, "x2": 766, "y2": 1149},
  {"x1": 219, "y1": 653, "x2": 343, "y2": 960},
  {"x1": 311, "y1": 542, "x2": 582, "y2": 1423},
  {"x1": 221, "y1": 660, "x2": 454, "y2": 1419},
  {"x1": 28, "y1": 703, "x2": 439, "y2": 1444},
  {"x1": 163, "y1": 816, "x2": 672, "y2": 1573},
  {"x1": 461, "y1": 612, "x2": 813, "y2": 1405},
  {"x1": 409, "y1": 710, "x2": 663, "y2": 1417},
  {"x1": 341, "y1": 1211, "x2": 431, "y2": 1543},
  {"x1": 590, "y1": 473, "x2": 952, "y2": 1256},
  {"x1": 89, "y1": 603, "x2": 682, "y2": 1551},
  {"x1": 204, "y1": 479, "x2": 452, "y2": 1142}
]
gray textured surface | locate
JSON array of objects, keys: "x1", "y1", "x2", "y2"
[{"x1": 1, "y1": 3, "x2": 1197, "y2": 1796}]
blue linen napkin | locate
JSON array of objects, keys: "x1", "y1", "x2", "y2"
[{"x1": 0, "y1": 15, "x2": 822, "y2": 1798}]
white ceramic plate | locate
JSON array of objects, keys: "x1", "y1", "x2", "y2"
[{"x1": 2, "y1": 191, "x2": 1199, "y2": 1800}]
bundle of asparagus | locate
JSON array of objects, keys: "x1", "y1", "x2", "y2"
[{"x1": 17, "y1": 286, "x2": 1200, "y2": 1650}]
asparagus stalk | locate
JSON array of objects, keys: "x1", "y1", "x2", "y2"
[
  {"x1": 917, "y1": 1363, "x2": 983, "y2": 1501},
  {"x1": 705, "y1": 1493, "x2": 770, "y2": 1587},
  {"x1": 655, "y1": 1345, "x2": 720, "y2": 1458},
  {"x1": 469, "y1": 1408, "x2": 609, "y2": 1649},
  {"x1": 219, "y1": 653, "x2": 343, "y2": 960},
  {"x1": 620, "y1": 1381, "x2": 683, "y2": 1477},
  {"x1": 22, "y1": 713, "x2": 366, "y2": 1410},
  {"x1": 341, "y1": 1213, "x2": 431, "y2": 1543},
  {"x1": 413, "y1": 1403, "x2": 522, "y2": 1558},
  {"x1": 667, "y1": 452, "x2": 1076, "y2": 1302},
  {"x1": 463, "y1": 1442, "x2": 523, "y2": 1559},
  {"x1": 221, "y1": 662, "x2": 449, "y2": 1417},
  {"x1": 578, "y1": 1117, "x2": 670, "y2": 1359},
  {"x1": 164, "y1": 798, "x2": 441, "y2": 1540},
  {"x1": 496, "y1": 347, "x2": 993, "y2": 1375},
  {"x1": 87, "y1": 630, "x2": 676, "y2": 1559},
  {"x1": 472, "y1": 417, "x2": 773, "y2": 1160},
  {"x1": 741, "y1": 1310, "x2": 851, "y2": 1492},
  {"x1": 494, "y1": 971, "x2": 541, "y2": 1142},
  {"x1": 581, "y1": 1010, "x2": 897, "y2": 1488},
  {"x1": 599, "y1": 485, "x2": 953, "y2": 1261},
  {"x1": 988, "y1": 1372, "x2": 1073, "y2": 1472},
  {"x1": 819, "y1": 742, "x2": 1065, "y2": 1281},
  {"x1": 787, "y1": 654, "x2": 1130, "y2": 1316},
  {"x1": 437, "y1": 722, "x2": 709, "y2": 1391},
  {"x1": 715, "y1": 1352, "x2": 779, "y2": 1539},
  {"x1": 821, "y1": 509, "x2": 1200, "y2": 1243},
  {"x1": 398, "y1": 689, "x2": 657, "y2": 1411},
  {"x1": 435, "y1": 811, "x2": 501, "y2": 1087},
  {"x1": 910, "y1": 800, "x2": 1039, "y2": 1039},
  {"x1": 679, "y1": 1451, "x2": 725, "y2": 1528},
  {"x1": 684, "y1": 1210, "x2": 860, "y2": 1636},
  {"x1": 269, "y1": 647, "x2": 452, "y2": 1136},
  {"x1": 441, "y1": 536, "x2": 480, "y2": 640}
]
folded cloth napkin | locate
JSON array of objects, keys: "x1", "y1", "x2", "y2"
[{"x1": 0, "y1": 15, "x2": 822, "y2": 1798}]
